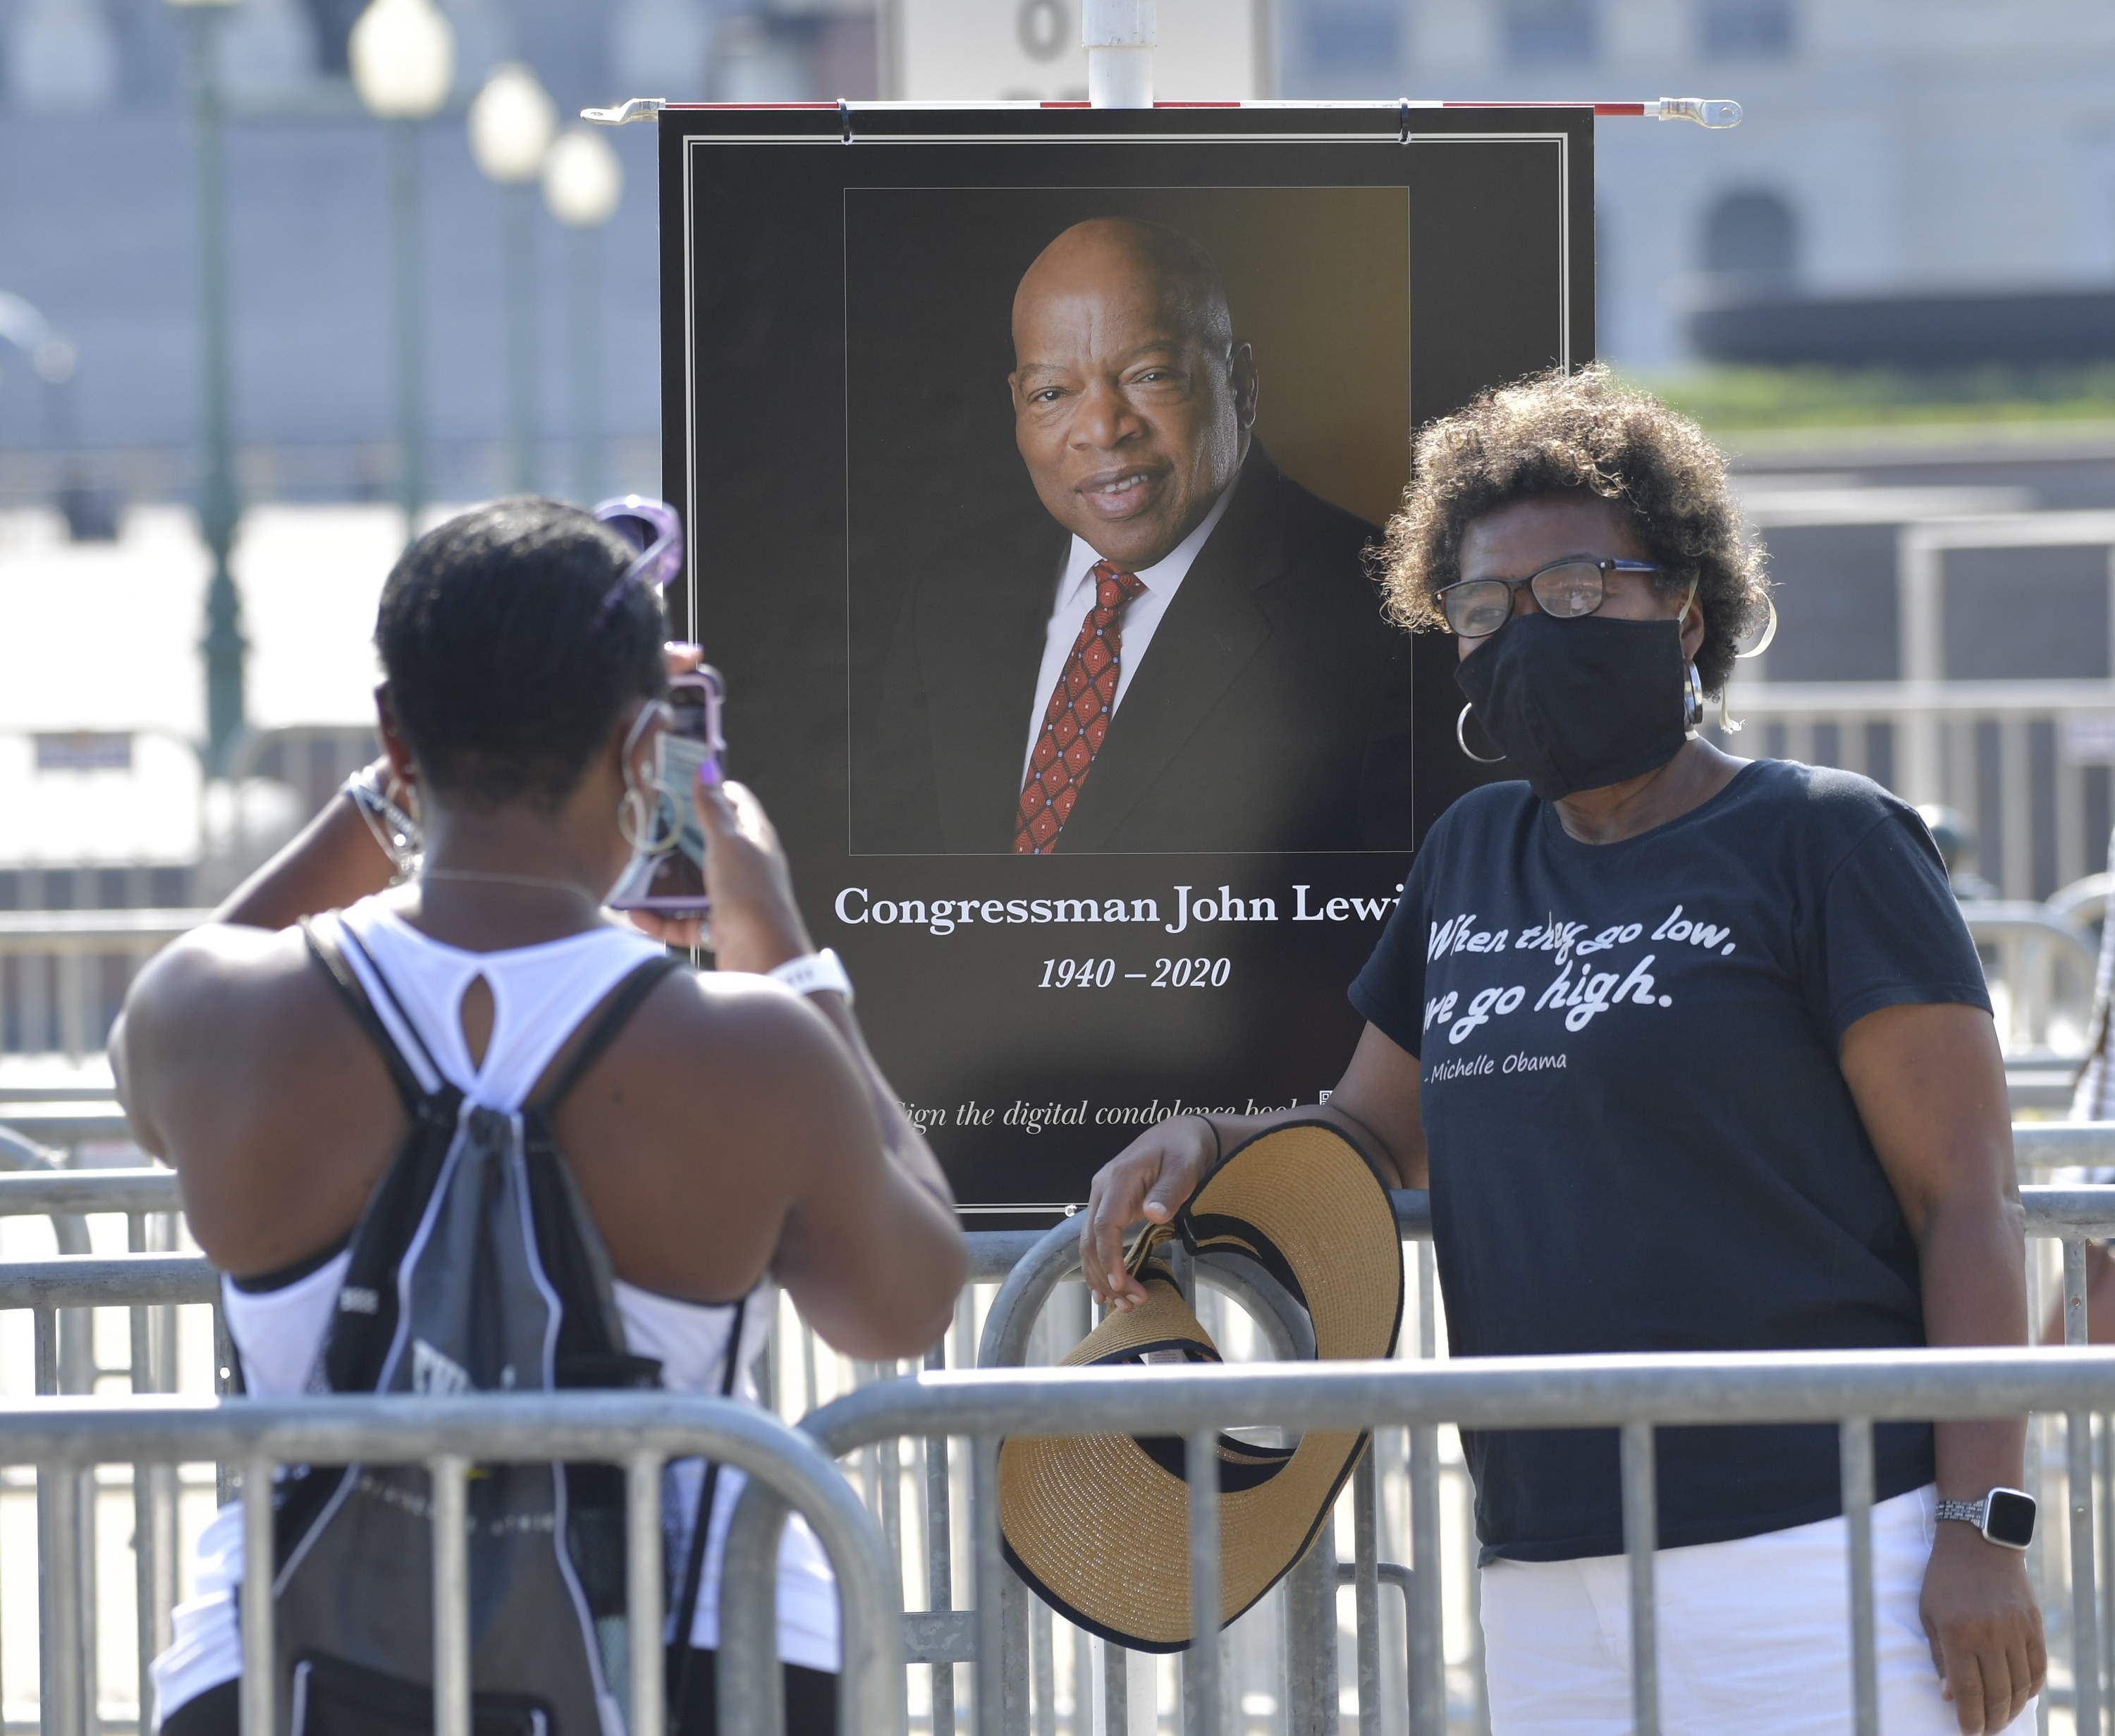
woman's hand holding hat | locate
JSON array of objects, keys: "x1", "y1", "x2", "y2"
[{"x1": 1078, "y1": 1113, "x2": 1218, "y2": 1310}]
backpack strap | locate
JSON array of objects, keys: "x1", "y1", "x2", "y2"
[
  {"x1": 298, "y1": 915, "x2": 436, "y2": 1113},
  {"x1": 668, "y1": 1292, "x2": 749, "y2": 1704},
  {"x1": 527, "y1": 953, "x2": 684, "y2": 1117}
]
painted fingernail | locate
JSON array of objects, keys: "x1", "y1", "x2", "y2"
[{"x1": 697, "y1": 759, "x2": 722, "y2": 788}]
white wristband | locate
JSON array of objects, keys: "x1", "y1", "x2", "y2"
[{"x1": 768, "y1": 948, "x2": 854, "y2": 1004}]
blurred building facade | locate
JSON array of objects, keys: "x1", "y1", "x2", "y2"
[
  {"x1": 1280, "y1": 0, "x2": 2115, "y2": 369},
  {"x1": 4, "y1": 0, "x2": 2114, "y2": 506}
]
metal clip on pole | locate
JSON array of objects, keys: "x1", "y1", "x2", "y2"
[
  {"x1": 1647, "y1": 97, "x2": 1743, "y2": 128},
  {"x1": 580, "y1": 97, "x2": 665, "y2": 126}
]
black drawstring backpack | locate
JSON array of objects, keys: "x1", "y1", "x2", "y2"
[{"x1": 250, "y1": 916, "x2": 738, "y2": 1736}]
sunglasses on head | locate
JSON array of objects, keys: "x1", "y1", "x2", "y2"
[{"x1": 591, "y1": 496, "x2": 684, "y2": 623}]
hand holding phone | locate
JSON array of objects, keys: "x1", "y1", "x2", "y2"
[{"x1": 606, "y1": 667, "x2": 723, "y2": 918}]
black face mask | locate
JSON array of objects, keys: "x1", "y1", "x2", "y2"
[{"x1": 1454, "y1": 612, "x2": 1691, "y2": 802}]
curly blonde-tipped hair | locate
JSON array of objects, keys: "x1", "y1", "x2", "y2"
[{"x1": 1377, "y1": 365, "x2": 1771, "y2": 695}]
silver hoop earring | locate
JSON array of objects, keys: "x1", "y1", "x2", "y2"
[
  {"x1": 1683, "y1": 661, "x2": 1705, "y2": 733},
  {"x1": 618, "y1": 780, "x2": 678, "y2": 853},
  {"x1": 1456, "y1": 702, "x2": 1506, "y2": 765}
]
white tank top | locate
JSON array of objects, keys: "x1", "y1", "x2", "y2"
[{"x1": 152, "y1": 899, "x2": 840, "y2": 1725}]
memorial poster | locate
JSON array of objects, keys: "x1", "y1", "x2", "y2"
[{"x1": 660, "y1": 104, "x2": 1593, "y2": 1221}]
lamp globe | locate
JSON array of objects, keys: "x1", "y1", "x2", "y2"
[
  {"x1": 467, "y1": 61, "x2": 556, "y2": 185},
  {"x1": 349, "y1": 0, "x2": 454, "y2": 120},
  {"x1": 541, "y1": 126, "x2": 623, "y2": 228}
]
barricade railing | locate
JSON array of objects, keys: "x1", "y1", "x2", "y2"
[
  {"x1": 716, "y1": 1180, "x2": 2115, "y2": 1736},
  {"x1": 15, "y1": 1151, "x2": 2115, "y2": 1734},
  {"x1": 0, "y1": 1393, "x2": 907, "y2": 1736},
  {"x1": 726, "y1": 1347, "x2": 2115, "y2": 1736}
]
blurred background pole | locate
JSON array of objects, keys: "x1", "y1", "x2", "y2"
[
  {"x1": 167, "y1": 0, "x2": 245, "y2": 777},
  {"x1": 541, "y1": 127, "x2": 622, "y2": 506},
  {"x1": 350, "y1": 0, "x2": 454, "y2": 542},
  {"x1": 467, "y1": 64, "x2": 557, "y2": 496}
]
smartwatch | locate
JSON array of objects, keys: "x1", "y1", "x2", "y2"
[
  {"x1": 1934, "y1": 1487, "x2": 2037, "y2": 1551},
  {"x1": 767, "y1": 948, "x2": 854, "y2": 1004}
]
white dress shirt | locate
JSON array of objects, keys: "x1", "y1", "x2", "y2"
[{"x1": 1017, "y1": 482, "x2": 1237, "y2": 786}]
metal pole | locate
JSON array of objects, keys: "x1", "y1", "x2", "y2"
[
  {"x1": 973, "y1": 1435, "x2": 1005, "y2": 1736},
  {"x1": 2102, "y1": 1413, "x2": 2114, "y2": 1725},
  {"x1": 503, "y1": 181, "x2": 538, "y2": 494},
  {"x1": 568, "y1": 224, "x2": 601, "y2": 505},
  {"x1": 1839, "y1": 1419, "x2": 1879, "y2": 1736},
  {"x1": 2069, "y1": 1242, "x2": 2104, "y2": 1736},
  {"x1": 430, "y1": 1457, "x2": 471, "y2": 1736},
  {"x1": 239, "y1": 1460, "x2": 275, "y2": 1736},
  {"x1": 924, "y1": 1342, "x2": 958, "y2": 1736},
  {"x1": 183, "y1": 2, "x2": 246, "y2": 775},
  {"x1": 1351, "y1": 1448, "x2": 1380, "y2": 1736},
  {"x1": 1100, "y1": 1636, "x2": 1128, "y2": 1736},
  {"x1": 627, "y1": 1455, "x2": 667, "y2": 1736},
  {"x1": 390, "y1": 117, "x2": 428, "y2": 539},
  {"x1": 2074, "y1": 1410, "x2": 2105, "y2": 1736},
  {"x1": 130, "y1": 1210, "x2": 162, "y2": 1736},
  {"x1": 1406, "y1": 1243, "x2": 1445, "y2": 1736},
  {"x1": 1619, "y1": 1422, "x2": 1660, "y2": 1736},
  {"x1": 35, "y1": 1309, "x2": 87, "y2": 1736},
  {"x1": 1184, "y1": 1429, "x2": 1221, "y2": 1736}
]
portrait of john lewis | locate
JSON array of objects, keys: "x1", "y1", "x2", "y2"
[{"x1": 856, "y1": 214, "x2": 1474, "y2": 856}]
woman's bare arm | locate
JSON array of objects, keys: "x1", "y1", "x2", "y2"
[{"x1": 1841, "y1": 1001, "x2": 2044, "y2": 1735}]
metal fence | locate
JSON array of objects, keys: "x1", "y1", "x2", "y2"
[
  {"x1": 728, "y1": 1345, "x2": 2115, "y2": 1736},
  {"x1": 0, "y1": 1394, "x2": 907, "y2": 1736},
  {"x1": 13, "y1": 1150, "x2": 2115, "y2": 1735},
  {"x1": 0, "y1": 912, "x2": 204, "y2": 1066}
]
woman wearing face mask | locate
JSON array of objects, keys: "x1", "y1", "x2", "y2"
[{"x1": 1079, "y1": 367, "x2": 2041, "y2": 1736}]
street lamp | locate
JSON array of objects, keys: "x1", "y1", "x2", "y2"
[
  {"x1": 467, "y1": 63, "x2": 556, "y2": 496},
  {"x1": 349, "y1": 0, "x2": 453, "y2": 539},
  {"x1": 166, "y1": 0, "x2": 246, "y2": 778},
  {"x1": 541, "y1": 126, "x2": 622, "y2": 506}
]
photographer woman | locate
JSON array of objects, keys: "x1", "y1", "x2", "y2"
[
  {"x1": 114, "y1": 498, "x2": 966, "y2": 1735},
  {"x1": 1080, "y1": 368, "x2": 2042, "y2": 1735}
]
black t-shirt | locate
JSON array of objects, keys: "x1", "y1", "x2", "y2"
[{"x1": 1350, "y1": 759, "x2": 1990, "y2": 1563}]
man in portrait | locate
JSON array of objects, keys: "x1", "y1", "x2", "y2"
[{"x1": 857, "y1": 215, "x2": 1466, "y2": 855}]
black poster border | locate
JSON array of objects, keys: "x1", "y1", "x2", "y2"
[{"x1": 658, "y1": 103, "x2": 1595, "y2": 1224}]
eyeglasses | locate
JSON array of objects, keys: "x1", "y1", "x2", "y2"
[
  {"x1": 1436, "y1": 556, "x2": 1666, "y2": 639},
  {"x1": 591, "y1": 495, "x2": 684, "y2": 623}
]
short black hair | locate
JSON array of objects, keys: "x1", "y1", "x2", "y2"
[{"x1": 375, "y1": 497, "x2": 668, "y2": 808}]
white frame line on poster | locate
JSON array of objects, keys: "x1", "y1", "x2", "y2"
[{"x1": 675, "y1": 125, "x2": 1575, "y2": 623}]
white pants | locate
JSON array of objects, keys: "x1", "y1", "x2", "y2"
[{"x1": 1479, "y1": 1486, "x2": 2036, "y2": 1735}]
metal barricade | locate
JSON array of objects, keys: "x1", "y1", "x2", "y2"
[
  {"x1": 0, "y1": 1393, "x2": 906, "y2": 1736},
  {"x1": 723, "y1": 1182, "x2": 2115, "y2": 1736},
  {"x1": 18, "y1": 1151, "x2": 2115, "y2": 1735},
  {"x1": 722, "y1": 1346, "x2": 2115, "y2": 1736},
  {"x1": 1, "y1": 1257, "x2": 221, "y2": 1736}
]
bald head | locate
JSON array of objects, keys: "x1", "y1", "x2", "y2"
[
  {"x1": 1007, "y1": 218, "x2": 1256, "y2": 570},
  {"x1": 1012, "y1": 218, "x2": 1234, "y2": 357}
]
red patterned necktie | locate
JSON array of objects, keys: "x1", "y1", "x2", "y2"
[{"x1": 1014, "y1": 561, "x2": 1146, "y2": 854}]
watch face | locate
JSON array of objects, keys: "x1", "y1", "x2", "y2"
[{"x1": 1984, "y1": 1489, "x2": 2037, "y2": 1549}]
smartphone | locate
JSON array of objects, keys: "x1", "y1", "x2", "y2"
[{"x1": 606, "y1": 667, "x2": 724, "y2": 917}]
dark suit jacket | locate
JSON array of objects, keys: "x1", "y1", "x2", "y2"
[{"x1": 857, "y1": 446, "x2": 1476, "y2": 854}]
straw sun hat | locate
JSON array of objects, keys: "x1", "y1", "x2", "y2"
[{"x1": 999, "y1": 1120, "x2": 1403, "y2": 1651}]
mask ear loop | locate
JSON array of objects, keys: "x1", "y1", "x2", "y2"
[
  {"x1": 1720, "y1": 594, "x2": 1778, "y2": 735},
  {"x1": 1455, "y1": 703, "x2": 1507, "y2": 765},
  {"x1": 618, "y1": 700, "x2": 680, "y2": 853}
]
